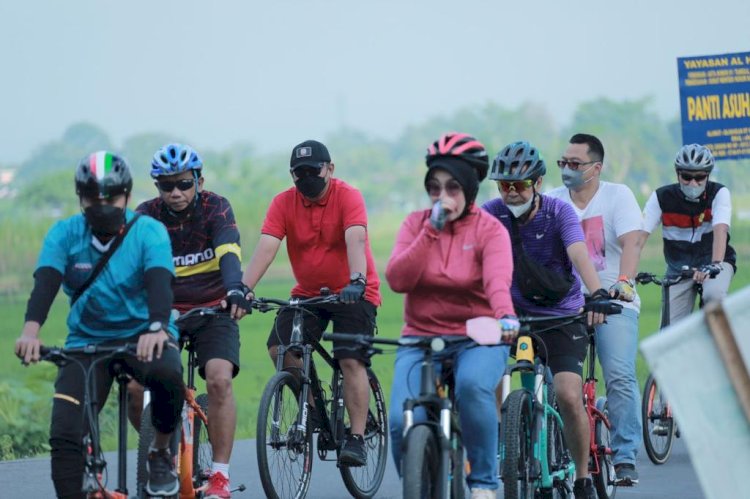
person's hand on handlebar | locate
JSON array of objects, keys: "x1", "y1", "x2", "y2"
[
  {"x1": 222, "y1": 285, "x2": 254, "y2": 320},
  {"x1": 137, "y1": 329, "x2": 172, "y2": 362},
  {"x1": 340, "y1": 278, "x2": 366, "y2": 304},
  {"x1": 499, "y1": 315, "x2": 520, "y2": 344},
  {"x1": 695, "y1": 262, "x2": 722, "y2": 284},
  {"x1": 15, "y1": 322, "x2": 43, "y2": 364},
  {"x1": 609, "y1": 275, "x2": 635, "y2": 302},
  {"x1": 584, "y1": 288, "x2": 611, "y2": 326}
]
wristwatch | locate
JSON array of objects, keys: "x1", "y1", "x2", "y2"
[
  {"x1": 350, "y1": 272, "x2": 367, "y2": 285},
  {"x1": 148, "y1": 321, "x2": 163, "y2": 333}
]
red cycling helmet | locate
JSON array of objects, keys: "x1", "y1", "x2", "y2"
[{"x1": 426, "y1": 132, "x2": 489, "y2": 181}]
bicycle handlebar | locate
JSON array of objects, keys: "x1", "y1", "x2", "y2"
[
  {"x1": 19, "y1": 343, "x2": 138, "y2": 367},
  {"x1": 251, "y1": 292, "x2": 341, "y2": 313},
  {"x1": 173, "y1": 305, "x2": 228, "y2": 327},
  {"x1": 635, "y1": 265, "x2": 719, "y2": 287}
]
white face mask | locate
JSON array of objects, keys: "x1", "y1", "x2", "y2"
[
  {"x1": 506, "y1": 194, "x2": 535, "y2": 218},
  {"x1": 680, "y1": 183, "x2": 706, "y2": 200}
]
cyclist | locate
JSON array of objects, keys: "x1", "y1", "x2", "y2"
[
  {"x1": 385, "y1": 132, "x2": 519, "y2": 499},
  {"x1": 240, "y1": 139, "x2": 381, "y2": 467},
  {"x1": 547, "y1": 133, "x2": 643, "y2": 486},
  {"x1": 134, "y1": 143, "x2": 249, "y2": 499},
  {"x1": 638, "y1": 143, "x2": 736, "y2": 323},
  {"x1": 14, "y1": 152, "x2": 184, "y2": 499},
  {"x1": 482, "y1": 141, "x2": 612, "y2": 499}
]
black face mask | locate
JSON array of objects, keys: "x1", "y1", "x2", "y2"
[
  {"x1": 84, "y1": 205, "x2": 125, "y2": 237},
  {"x1": 295, "y1": 175, "x2": 327, "y2": 199}
]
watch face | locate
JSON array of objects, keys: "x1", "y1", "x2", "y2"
[{"x1": 148, "y1": 321, "x2": 162, "y2": 332}]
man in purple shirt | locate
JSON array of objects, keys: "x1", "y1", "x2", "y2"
[{"x1": 482, "y1": 141, "x2": 610, "y2": 499}]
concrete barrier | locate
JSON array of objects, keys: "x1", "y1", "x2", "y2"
[{"x1": 640, "y1": 285, "x2": 750, "y2": 499}]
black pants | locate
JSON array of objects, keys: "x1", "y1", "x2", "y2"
[{"x1": 49, "y1": 341, "x2": 183, "y2": 499}]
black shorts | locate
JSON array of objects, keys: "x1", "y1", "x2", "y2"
[
  {"x1": 182, "y1": 314, "x2": 241, "y2": 379},
  {"x1": 266, "y1": 298, "x2": 378, "y2": 365},
  {"x1": 531, "y1": 319, "x2": 588, "y2": 377}
]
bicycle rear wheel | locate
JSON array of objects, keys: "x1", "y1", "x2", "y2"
[
  {"x1": 339, "y1": 369, "x2": 389, "y2": 498},
  {"x1": 641, "y1": 374, "x2": 674, "y2": 464},
  {"x1": 592, "y1": 397, "x2": 616, "y2": 499},
  {"x1": 192, "y1": 393, "x2": 212, "y2": 489},
  {"x1": 402, "y1": 424, "x2": 440, "y2": 499},
  {"x1": 500, "y1": 389, "x2": 535, "y2": 499},
  {"x1": 541, "y1": 389, "x2": 572, "y2": 499},
  {"x1": 257, "y1": 371, "x2": 312, "y2": 499}
]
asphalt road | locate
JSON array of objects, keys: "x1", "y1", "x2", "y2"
[{"x1": 0, "y1": 437, "x2": 705, "y2": 498}]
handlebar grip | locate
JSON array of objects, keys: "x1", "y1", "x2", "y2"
[
  {"x1": 322, "y1": 332, "x2": 367, "y2": 343},
  {"x1": 634, "y1": 272, "x2": 653, "y2": 284},
  {"x1": 583, "y1": 300, "x2": 623, "y2": 315}
]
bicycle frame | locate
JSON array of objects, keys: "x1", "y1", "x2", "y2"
[
  {"x1": 499, "y1": 334, "x2": 573, "y2": 492},
  {"x1": 177, "y1": 344, "x2": 210, "y2": 498},
  {"x1": 582, "y1": 329, "x2": 612, "y2": 476}
]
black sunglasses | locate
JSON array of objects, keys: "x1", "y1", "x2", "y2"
[
  {"x1": 156, "y1": 179, "x2": 195, "y2": 192},
  {"x1": 425, "y1": 179, "x2": 463, "y2": 197},
  {"x1": 678, "y1": 172, "x2": 708, "y2": 182},
  {"x1": 556, "y1": 159, "x2": 597, "y2": 170}
]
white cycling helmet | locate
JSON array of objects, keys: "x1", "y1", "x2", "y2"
[{"x1": 674, "y1": 144, "x2": 714, "y2": 173}]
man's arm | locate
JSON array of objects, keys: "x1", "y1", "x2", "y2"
[
  {"x1": 242, "y1": 234, "x2": 282, "y2": 292},
  {"x1": 567, "y1": 241, "x2": 603, "y2": 293},
  {"x1": 16, "y1": 266, "x2": 63, "y2": 363},
  {"x1": 711, "y1": 223, "x2": 729, "y2": 263},
  {"x1": 618, "y1": 230, "x2": 643, "y2": 280},
  {"x1": 344, "y1": 225, "x2": 368, "y2": 276}
]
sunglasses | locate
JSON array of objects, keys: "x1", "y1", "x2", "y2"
[
  {"x1": 426, "y1": 179, "x2": 463, "y2": 197},
  {"x1": 678, "y1": 172, "x2": 708, "y2": 182},
  {"x1": 156, "y1": 179, "x2": 195, "y2": 192},
  {"x1": 498, "y1": 179, "x2": 534, "y2": 192},
  {"x1": 556, "y1": 160, "x2": 597, "y2": 170}
]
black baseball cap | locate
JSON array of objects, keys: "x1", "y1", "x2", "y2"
[{"x1": 290, "y1": 140, "x2": 331, "y2": 171}]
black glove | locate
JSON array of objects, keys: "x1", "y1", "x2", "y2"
[
  {"x1": 226, "y1": 285, "x2": 253, "y2": 313},
  {"x1": 584, "y1": 288, "x2": 612, "y2": 314},
  {"x1": 340, "y1": 280, "x2": 366, "y2": 304}
]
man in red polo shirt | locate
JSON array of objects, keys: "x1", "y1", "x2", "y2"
[{"x1": 241, "y1": 139, "x2": 381, "y2": 466}]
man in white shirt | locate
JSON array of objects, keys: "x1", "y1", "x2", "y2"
[{"x1": 547, "y1": 133, "x2": 643, "y2": 486}]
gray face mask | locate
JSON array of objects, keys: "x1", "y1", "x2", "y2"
[
  {"x1": 507, "y1": 194, "x2": 535, "y2": 218},
  {"x1": 680, "y1": 183, "x2": 706, "y2": 200},
  {"x1": 561, "y1": 165, "x2": 594, "y2": 190}
]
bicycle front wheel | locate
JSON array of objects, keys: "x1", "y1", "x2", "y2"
[
  {"x1": 642, "y1": 374, "x2": 674, "y2": 465},
  {"x1": 592, "y1": 397, "x2": 616, "y2": 499},
  {"x1": 501, "y1": 389, "x2": 535, "y2": 499},
  {"x1": 339, "y1": 369, "x2": 389, "y2": 498},
  {"x1": 192, "y1": 393, "x2": 212, "y2": 489},
  {"x1": 257, "y1": 371, "x2": 312, "y2": 499},
  {"x1": 402, "y1": 424, "x2": 440, "y2": 499}
]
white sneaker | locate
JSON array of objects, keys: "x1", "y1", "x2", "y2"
[{"x1": 470, "y1": 488, "x2": 497, "y2": 499}]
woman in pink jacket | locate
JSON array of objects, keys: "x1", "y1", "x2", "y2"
[{"x1": 385, "y1": 132, "x2": 519, "y2": 498}]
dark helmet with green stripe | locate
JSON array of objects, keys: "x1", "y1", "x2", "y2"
[{"x1": 75, "y1": 151, "x2": 133, "y2": 199}]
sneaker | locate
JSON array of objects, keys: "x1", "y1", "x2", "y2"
[
  {"x1": 338, "y1": 434, "x2": 367, "y2": 467},
  {"x1": 470, "y1": 488, "x2": 497, "y2": 499},
  {"x1": 614, "y1": 463, "x2": 639, "y2": 486},
  {"x1": 204, "y1": 471, "x2": 231, "y2": 498},
  {"x1": 145, "y1": 448, "x2": 179, "y2": 496},
  {"x1": 573, "y1": 477, "x2": 596, "y2": 499}
]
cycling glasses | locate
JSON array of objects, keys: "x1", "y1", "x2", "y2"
[
  {"x1": 426, "y1": 179, "x2": 463, "y2": 197},
  {"x1": 156, "y1": 179, "x2": 195, "y2": 192},
  {"x1": 678, "y1": 171, "x2": 708, "y2": 182},
  {"x1": 556, "y1": 160, "x2": 597, "y2": 170},
  {"x1": 498, "y1": 179, "x2": 534, "y2": 192}
]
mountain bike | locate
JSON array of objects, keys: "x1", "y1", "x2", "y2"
[
  {"x1": 25, "y1": 344, "x2": 138, "y2": 499},
  {"x1": 136, "y1": 306, "x2": 247, "y2": 498},
  {"x1": 498, "y1": 302, "x2": 622, "y2": 499},
  {"x1": 253, "y1": 293, "x2": 388, "y2": 499},
  {"x1": 323, "y1": 323, "x2": 504, "y2": 499},
  {"x1": 635, "y1": 265, "x2": 718, "y2": 465}
]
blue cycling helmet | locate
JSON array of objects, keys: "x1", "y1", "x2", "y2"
[{"x1": 150, "y1": 143, "x2": 203, "y2": 178}]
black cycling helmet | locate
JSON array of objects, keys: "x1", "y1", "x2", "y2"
[
  {"x1": 674, "y1": 144, "x2": 715, "y2": 173},
  {"x1": 426, "y1": 132, "x2": 489, "y2": 181},
  {"x1": 75, "y1": 151, "x2": 133, "y2": 199},
  {"x1": 489, "y1": 141, "x2": 546, "y2": 182}
]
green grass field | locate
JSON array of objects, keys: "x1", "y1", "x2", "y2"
[{"x1": 1, "y1": 231, "x2": 747, "y2": 458}]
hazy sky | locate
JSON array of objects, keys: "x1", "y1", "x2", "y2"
[{"x1": 2, "y1": 0, "x2": 749, "y2": 163}]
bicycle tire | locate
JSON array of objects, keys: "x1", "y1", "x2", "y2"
[
  {"x1": 192, "y1": 393, "x2": 212, "y2": 489},
  {"x1": 450, "y1": 430, "x2": 467, "y2": 499},
  {"x1": 541, "y1": 388, "x2": 571, "y2": 499},
  {"x1": 642, "y1": 374, "x2": 674, "y2": 464},
  {"x1": 501, "y1": 389, "x2": 535, "y2": 499},
  {"x1": 257, "y1": 371, "x2": 312, "y2": 499},
  {"x1": 339, "y1": 369, "x2": 389, "y2": 498},
  {"x1": 592, "y1": 397, "x2": 616, "y2": 499},
  {"x1": 135, "y1": 402, "x2": 179, "y2": 499},
  {"x1": 402, "y1": 424, "x2": 440, "y2": 499}
]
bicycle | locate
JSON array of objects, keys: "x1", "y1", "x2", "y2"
[
  {"x1": 253, "y1": 293, "x2": 388, "y2": 499},
  {"x1": 23, "y1": 344, "x2": 138, "y2": 499},
  {"x1": 324, "y1": 327, "x2": 499, "y2": 499},
  {"x1": 136, "y1": 306, "x2": 247, "y2": 498},
  {"x1": 498, "y1": 302, "x2": 622, "y2": 499},
  {"x1": 635, "y1": 265, "x2": 718, "y2": 465}
]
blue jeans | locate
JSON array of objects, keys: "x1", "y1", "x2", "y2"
[
  {"x1": 594, "y1": 307, "x2": 642, "y2": 465},
  {"x1": 389, "y1": 338, "x2": 509, "y2": 490}
]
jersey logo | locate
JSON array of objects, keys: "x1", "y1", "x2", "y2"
[
  {"x1": 535, "y1": 233, "x2": 544, "y2": 239},
  {"x1": 73, "y1": 262, "x2": 93, "y2": 271},
  {"x1": 174, "y1": 248, "x2": 215, "y2": 267}
]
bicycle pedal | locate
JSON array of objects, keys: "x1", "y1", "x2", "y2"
[{"x1": 231, "y1": 483, "x2": 247, "y2": 493}]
